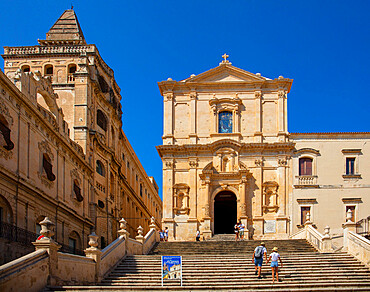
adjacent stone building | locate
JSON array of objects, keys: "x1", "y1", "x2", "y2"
[
  {"x1": 0, "y1": 9, "x2": 162, "y2": 264},
  {"x1": 157, "y1": 56, "x2": 370, "y2": 241}
]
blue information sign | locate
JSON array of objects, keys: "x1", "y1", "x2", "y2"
[{"x1": 161, "y1": 256, "x2": 182, "y2": 286}]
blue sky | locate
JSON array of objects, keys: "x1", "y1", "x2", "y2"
[{"x1": 1, "y1": 1, "x2": 369, "y2": 198}]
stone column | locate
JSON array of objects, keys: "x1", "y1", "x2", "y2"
[
  {"x1": 239, "y1": 174, "x2": 249, "y2": 239},
  {"x1": 85, "y1": 232, "x2": 102, "y2": 283},
  {"x1": 202, "y1": 178, "x2": 212, "y2": 239},
  {"x1": 163, "y1": 160, "x2": 175, "y2": 240},
  {"x1": 33, "y1": 217, "x2": 61, "y2": 286},
  {"x1": 322, "y1": 226, "x2": 333, "y2": 252},
  {"x1": 163, "y1": 91, "x2": 174, "y2": 144},
  {"x1": 188, "y1": 159, "x2": 198, "y2": 219},
  {"x1": 189, "y1": 92, "x2": 197, "y2": 143},
  {"x1": 342, "y1": 209, "x2": 357, "y2": 251},
  {"x1": 254, "y1": 91, "x2": 262, "y2": 143}
]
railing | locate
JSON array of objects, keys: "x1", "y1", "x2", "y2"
[
  {"x1": 59, "y1": 243, "x2": 85, "y2": 256},
  {"x1": 0, "y1": 221, "x2": 84, "y2": 256},
  {"x1": 306, "y1": 225, "x2": 323, "y2": 251},
  {"x1": 296, "y1": 175, "x2": 318, "y2": 185},
  {"x1": 356, "y1": 217, "x2": 370, "y2": 239},
  {"x1": 0, "y1": 221, "x2": 37, "y2": 246},
  {"x1": 4, "y1": 45, "x2": 96, "y2": 55},
  {"x1": 67, "y1": 74, "x2": 75, "y2": 82}
]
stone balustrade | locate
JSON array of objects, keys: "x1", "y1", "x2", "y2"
[
  {"x1": 295, "y1": 175, "x2": 318, "y2": 186},
  {"x1": 0, "y1": 217, "x2": 160, "y2": 292}
]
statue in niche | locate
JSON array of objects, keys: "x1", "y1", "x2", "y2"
[
  {"x1": 173, "y1": 184, "x2": 190, "y2": 215},
  {"x1": 262, "y1": 181, "x2": 279, "y2": 213}
]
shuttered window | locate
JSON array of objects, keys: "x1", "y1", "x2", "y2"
[
  {"x1": 299, "y1": 158, "x2": 312, "y2": 176},
  {"x1": 43, "y1": 155, "x2": 56, "y2": 181}
]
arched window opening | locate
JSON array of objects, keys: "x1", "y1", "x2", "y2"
[
  {"x1": 68, "y1": 231, "x2": 81, "y2": 255},
  {"x1": 218, "y1": 111, "x2": 233, "y2": 133},
  {"x1": 97, "y1": 110, "x2": 107, "y2": 131},
  {"x1": 0, "y1": 195, "x2": 13, "y2": 224},
  {"x1": 96, "y1": 160, "x2": 105, "y2": 177},
  {"x1": 73, "y1": 179, "x2": 83, "y2": 202},
  {"x1": 22, "y1": 65, "x2": 30, "y2": 73},
  {"x1": 68, "y1": 64, "x2": 77, "y2": 74},
  {"x1": 98, "y1": 75, "x2": 109, "y2": 93},
  {"x1": 43, "y1": 154, "x2": 56, "y2": 181},
  {"x1": 0, "y1": 115, "x2": 14, "y2": 150},
  {"x1": 111, "y1": 126, "x2": 115, "y2": 149},
  {"x1": 98, "y1": 200, "x2": 105, "y2": 209},
  {"x1": 45, "y1": 64, "x2": 53, "y2": 75},
  {"x1": 299, "y1": 157, "x2": 313, "y2": 176},
  {"x1": 140, "y1": 184, "x2": 143, "y2": 197},
  {"x1": 67, "y1": 64, "x2": 76, "y2": 82}
]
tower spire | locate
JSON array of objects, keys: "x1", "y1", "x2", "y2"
[{"x1": 38, "y1": 9, "x2": 86, "y2": 45}]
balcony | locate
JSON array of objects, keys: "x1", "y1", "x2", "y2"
[
  {"x1": 67, "y1": 74, "x2": 75, "y2": 82},
  {"x1": 295, "y1": 175, "x2": 319, "y2": 188}
]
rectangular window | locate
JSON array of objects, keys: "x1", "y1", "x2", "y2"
[
  {"x1": 346, "y1": 205, "x2": 356, "y2": 222},
  {"x1": 69, "y1": 238, "x2": 77, "y2": 254},
  {"x1": 299, "y1": 158, "x2": 312, "y2": 176},
  {"x1": 346, "y1": 158, "x2": 355, "y2": 175},
  {"x1": 301, "y1": 206, "x2": 310, "y2": 225}
]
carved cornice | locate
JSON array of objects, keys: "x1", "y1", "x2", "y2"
[
  {"x1": 295, "y1": 148, "x2": 320, "y2": 156},
  {"x1": 157, "y1": 141, "x2": 295, "y2": 157}
]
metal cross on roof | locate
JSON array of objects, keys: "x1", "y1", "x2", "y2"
[{"x1": 222, "y1": 53, "x2": 229, "y2": 62}]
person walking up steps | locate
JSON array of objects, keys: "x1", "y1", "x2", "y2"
[
  {"x1": 252, "y1": 242, "x2": 267, "y2": 279},
  {"x1": 266, "y1": 247, "x2": 283, "y2": 283},
  {"x1": 238, "y1": 221, "x2": 245, "y2": 240},
  {"x1": 164, "y1": 227, "x2": 169, "y2": 241}
]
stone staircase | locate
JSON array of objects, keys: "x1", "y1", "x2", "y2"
[{"x1": 48, "y1": 239, "x2": 370, "y2": 291}]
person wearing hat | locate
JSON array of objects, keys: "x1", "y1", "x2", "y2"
[
  {"x1": 252, "y1": 242, "x2": 267, "y2": 278},
  {"x1": 266, "y1": 247, "x2": 283, "y2": 283}
]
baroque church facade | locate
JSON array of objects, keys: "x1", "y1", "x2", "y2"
[
  {"x1": 0, "y1": 10, "x2": 162, "y2": 264},
  {"x1": 157, "y1": 56, "x2": 370, "y2": 241}
]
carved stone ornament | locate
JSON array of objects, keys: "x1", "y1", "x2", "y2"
[
  {"x1": 165, "y1": 92, "x2": 174, "y2": 101},
  {"x1": 278, "y1": 91, "x2": 286, "y2": 99},
  {"x1": 255, "y1": 159, "x2": 264, "y2": 167},
  {"x1": 0, "y1": 99, "x2": 14, "y2": 126},
  {"x1": 278, "y1": 158, "x2": 287, "y2": 166},
  {"x1": 0, "y1": 147, "x2": 13, "y2": 160},
  {"x1": 189, "y1": 160, "x2": 198, "y2": 168},
  {"x1": 38, "y1": 140, "x2": 54, "y2": 161},
  {"x1": 204, "y1": 203, "x2": 210, "y2": 217},
  {"x1": 255, "y1": 91, "x2": 262, "y2": 99},
  {"x1": 165, "y1": 161, "x2": 174, "y2": 169},
  {"x1": 262, "y1": 181, "x2": 279, "y2": 213},
  {"x1": 38, "y1": 172, "x2": 54, "y2": 189}
]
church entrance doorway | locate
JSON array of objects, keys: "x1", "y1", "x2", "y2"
[{"x1": 214, "y1": 191, "x2": 237, "y2": 234}]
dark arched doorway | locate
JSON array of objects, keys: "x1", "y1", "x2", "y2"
[{"x1": 214, "y1": 191, "x2": 237, "y2": 234}]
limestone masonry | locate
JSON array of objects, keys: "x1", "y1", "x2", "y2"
[
  {"x1": 0, "y1": 9, "x2": 162, "y2": 264},
  {"x1": 157, "y1": 55, "x2": 370, "y2": 241}
]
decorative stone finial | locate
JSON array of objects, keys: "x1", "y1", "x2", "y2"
[
  {"x1": 323, "y1": 226, "x2": 331, "y2": 238},
  {"x1": 149, "y1": 217, "x2": 156, "y2": 230},
  {"x1": 118, "y1": 218, "x2": 129, "y2": 238},
  {"x1": 306, "y1": 212, "x2": 311, "y2": 222},
  {"x1": 38, "y1": 217, "x2": 55, "y2": 240},
  {"x1": 190, "y1": 74, "x2": 196, "y2": 78},
  {"x1": 136, "y1": 225, "x2": 144, "y2": 243},
  {"x1": 219, "y1": 53, "x2": 232, "y2": 65},
  {"x1": 256, "y1": 73, "x2": 261, "y2": 77},
  {"x1": 167, "y1": 77, "x2": 173, "y2": 81},
  {"x1": 346, "y1": 209, "x2": 353, "y2": 223},
  {"x1": 87, "y1": 232, "x2": 99, "y2": 250},
  {"x1": 278, "y1": 75, "x2": 284, "y2": 79}
]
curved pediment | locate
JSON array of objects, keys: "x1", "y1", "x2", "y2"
[{"x1": 210, "y1": 139, "x2": 242, "y2": 152}]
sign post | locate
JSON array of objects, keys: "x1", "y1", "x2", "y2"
[{"x1": 161, "y1": 256, "x2": 182, "y2": 287}]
